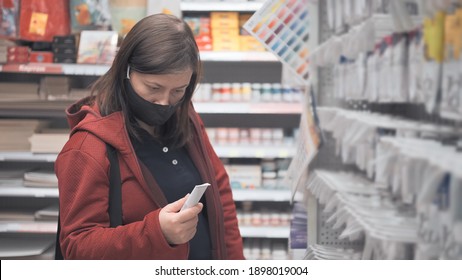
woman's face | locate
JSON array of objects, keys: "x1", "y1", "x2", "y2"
[{"x1": 128, "y1": 68, "x2": 193, "y2": 106}]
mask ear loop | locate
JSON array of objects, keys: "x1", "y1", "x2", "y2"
[{"x1": 126, "y1": 65, "x2": 131, "y2": 80}]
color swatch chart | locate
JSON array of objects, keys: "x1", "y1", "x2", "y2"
[{"x1": 244, "y1": 0, "x2": 310, "y2": 83}]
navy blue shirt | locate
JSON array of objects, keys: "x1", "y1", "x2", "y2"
[{"x1": 130, "y1": 129, "x2": 212, "y2": 259}]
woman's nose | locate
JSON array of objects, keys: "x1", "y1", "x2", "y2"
[{"x1": 154, "y1": 91, "x2": 170, "y2": 106}]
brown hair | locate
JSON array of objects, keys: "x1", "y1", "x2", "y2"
[{"x1": 93, "y1": 13, "x2": 201, "y2": 147}]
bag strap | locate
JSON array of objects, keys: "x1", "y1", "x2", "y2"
[
  {"x1": 55, "y1": 143, "x2": 122, "y2": 259},
  {"x1": 106, "y1": 143, "x2": 123, "y2": 227},
  {"x1": 54, "y1": 215, "x2": 64, "y2": 260}
]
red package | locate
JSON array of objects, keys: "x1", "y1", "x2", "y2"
[
  {"x1": 19, "y1": 0, "x2": 70, "y2": 42},
  {"x1": 29, "y1": 51, "x2": 53, "y2": 63},
  {"x1": 7, "y1": 53, "x2": 29, "y2": 63},
  {"x1": 7, "y1": 46, "x2": 30, "y2": 54}
]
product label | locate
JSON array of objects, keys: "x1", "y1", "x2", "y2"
[
  {"x1": 423, "y1": 12, "x2": 445, "y2": 62},
  {"x1": 29, "y1": 12, "x2": 48, "y2": 36}
]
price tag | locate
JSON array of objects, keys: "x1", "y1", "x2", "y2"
[
  {"x1": 255, "y1": 149, "x2": 265, "y2": 158},
  {"x1": 229, "y1": 149, "x2": 240, "y2": 157},
  {"x1": 278, "y1": 149, "x2": 289, "y2": 158}
]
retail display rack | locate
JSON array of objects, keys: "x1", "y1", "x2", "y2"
[
  {"x1": 0, "y1": 1, "x2": 300, "y2": 260},
  {"x1": 289, "y1": 0, "x2": 462, "y2": 260}
]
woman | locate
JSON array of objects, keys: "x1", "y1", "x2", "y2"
[{"x1": 55, "y1": 14, "x2": 244, "y2": 259}]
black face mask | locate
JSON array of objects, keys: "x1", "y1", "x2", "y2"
[{"x1": 124, "y1": 79, "x2": 182, "y2": 126}]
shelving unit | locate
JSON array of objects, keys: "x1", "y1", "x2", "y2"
[
  {"x1": 292, "y1": 0, "x2": 462, "y2": 260},
  {"x1": 180, "y1": 1, "x2": 263, "y2": 12},
  {"x1": 239, "y1": 226, "x2": 290, "y2": 239},
  {"x1": 0, "y1": 1, "x2": 300, "y2": 260},
  {"x1": 232, "y1": 189, "x2": 291, "y2": 202},
  {"x1": 0, "y1": 51, "x2": 278, "y2": 76}
]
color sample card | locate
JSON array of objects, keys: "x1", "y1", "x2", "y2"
[{"x1": 244, "y1": 0, "x2": 310, "y2": 83}]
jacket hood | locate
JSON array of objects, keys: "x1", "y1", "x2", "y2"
[{"x1": 65, "y1": 96, "x2": 127, "y2": 152}]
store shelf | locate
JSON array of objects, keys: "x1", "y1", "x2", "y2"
[
  {"x1": 0, "y1": 145, "x2": 293, "y2": 163},
  {"x1": 199, "y1": 51, "x2": 277, "y2": 61},
  {"x1": 0, "y1": 101, "x2": 300, "y2": 120},
  {"x1": 181, "y1": 1, "x2": 263, "y2": 12},
  {"x1": 232, "y1": 189, "x2": 291, "y2": 201},
  {"x1": 239, "y1": 226, "x2": 290, "y2": 238},
  {"x1": 0, "y1": 63, "x2": 110, "y2": 76},
  {"x1": 194, "y1": 102, "x2": 301, "y2": 114},
  {"x1": 0, "y1": 52, "x2": 277, "y2": 76},
  {"x1": 0, "y1": 100, "x2": 73, "y2": 118},
  {"x1": 0, "y1": 152, "x2": 57, "y2": 162},
  {"x1": 0, "y1": 180, "x2": 58, "y2": 198},
  {"x1": 0, "y1": 221, "x2": 57, "y2": 234},
  {"x1": 214, "y1": 145, "x2": 293, "y2": 158}
]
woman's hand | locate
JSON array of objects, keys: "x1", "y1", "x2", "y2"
[{"x1": 159, "y1": 195, "x2": 203, "y2": 245}]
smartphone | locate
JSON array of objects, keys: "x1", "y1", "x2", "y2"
[{"x1": 180, "y1": 183, "x2": 210, "y2": 211}]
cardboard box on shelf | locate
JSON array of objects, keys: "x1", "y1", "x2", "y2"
[
  {"x1": 211, "y1": 12, "x2": 239, "y2": 29},
  {"x1": 239, "y1": 36, "x2": 265, "y2": 51},
  {"x1": 29, "y1": 51, "x2": 53, "y2": 63},
  {"x1": 7, "y1": 46, "x2": 30, "y2": 55},
  {"x1": 7, "y1": 53, "x2": 29, "y2": 63}
]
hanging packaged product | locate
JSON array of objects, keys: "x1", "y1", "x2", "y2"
[
  {"x1": 440, "y1": 8, "x2": 462, "y2": 120},
  {"x1": 390, "y1": 33, "x2": 409, "y2": 103},
  {"x1": 69, "y1": 0, "x2": 112, "y2": 33},
  {"x1": 0, "y1": 0, "x2": 19, "y2": 39},
  {"x1": 421, "y1": 11, "x2": 445, "y2": 113},
  {"x1": 19, "y1": 0, "x2": 70, "y2": 42},
  {"x1": 408, "y1": 30, "x2": 425, "y2": 103},
  {"x1": 108, "y1": 0, "x2": 146, "y2": 37}
]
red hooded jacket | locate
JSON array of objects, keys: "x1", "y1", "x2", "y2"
[{"x1": 55, "y1": 96, "x2": 244, "y2": 259}]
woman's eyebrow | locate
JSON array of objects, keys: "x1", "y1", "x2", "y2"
[
  {"x1": 174, "y1": 84, "x2": 189, "y2": 89},
  {"x1": 144, "y1": 81, "x2": 162, "y2": 88},
  {"x1": 144, "y1": 81, "x2": 188, "y2": 89}
]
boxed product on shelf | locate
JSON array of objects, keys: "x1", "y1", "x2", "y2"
[
  {"x1": 6, "y1": 46, "x2": 30, "y2": 64},
  {"x1": 289, "y1": 202, "x2": 307, "y2": 250},
  {"x1": 29, "y1": 130, "x2": 69, "y2": 153},
  {"x1": 225, "y1": 164, "x2": 262, "y2": 189},
  {"x1": 239, "y1": 35, "x2": 265, "y2": 51},
  {"x1": 0, "y1": 210, "x2": 35, "y2": 221},
  {"x1": 52, "y1": 45, "x2": 77, "y2": 56},
  {"x1": 77, "y1": 30, "x2": 118, "y2": 64},
  {"x1": 7, "y1": 46, "x2": 29, "y2": 55},
  {"x1": 24, "y1": 170, "x2": 58, "y2": 188},
  {"x1": 6, "y1": 53, "x2": 28, "y2": 64},
  {"x1": 0, "y1": 235, "x2": 55, "y2": 260},
  {"x1": 52, "y1": 35, "x2": 77, "y2": 45},
  {"x1": 69, "y1": 88, "x2": 91, "y2": 100},
  {"x1": 0, "y1": 82, "x2": 39, "y2": 101},
  {"x1": 34, "y1": 204, "x2": 59, "y2": 221},
  {"x1": 211, "y1": 12, "x2": 240, "y2": 51},
  {"x1": 184, "y1": 16, "x2": 212, "y2": 51},
  {"x1": 51, "y1": 35, "x2": 78, "y2": 63},
  {"x1": 212, "y1": 32, "x2": 240, "y2": 51},
  {"x1": 29, "y1": 51, "x2": 53, "y2": 63},
  {"x1": 0, "y1": 119, "x2": 49, "y2": 151},
  {"x1": 39, "y1": 76, "x2": 70, "y2": 100},
  {"x1": 210, "y1": 12, "x2": 239, "y2": 29},
  {"x1": 53, "y1": 54, "x2": 77, "y2": 64}
]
